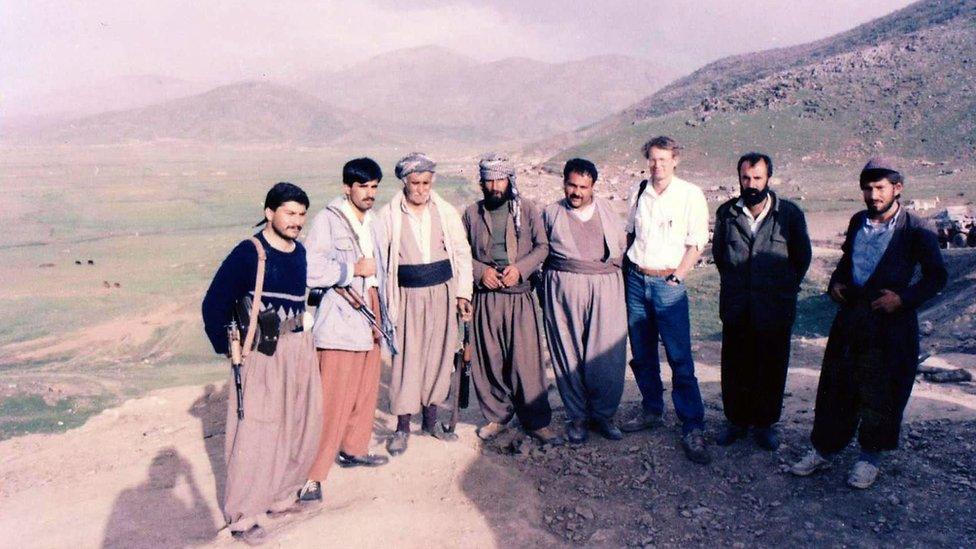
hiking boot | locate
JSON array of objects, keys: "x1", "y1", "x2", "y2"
[
  {"x1": 847, "y1": 460, "x2": 879, "y2": 489},
  {"x1": 619, "y1": 409, "x2": 663, "y2": 433},
  {"x1": 589, "y1": 418, "x2": 624, "y2": 441},
  {"x1": 681, "y1": 430, "x2": 711, "y2": 464},
  {"x1": 566, "y1": 419, "x2": 588, "y2": 444},
  {"x1": 715, "y1": 423, "x2": 748, "y2": 447},
  {"x1": 476, "y1": 421, "x2": 507, "y2": 441},
  {"x1": 422, "y1": 422, "x2": 459, "y2": 442},
  {"x1": 231, "y1": 525, "x2": 267, "y2": 546},
  {"x1": 753, "y1": 426, "x2": 780, "y2": 451},
  {"x1": 527, "y1": 425, "x2": 565, "y2": 445},
  {"x1": 790, "y1": 449, "x2": 831, "y2": 476},
  {"x1": 387, "y1": 430, "x2": 409, "y2": 456},
  {"x1": 336, "y1": 452, "x2": 389, "y2": 468},
  {"x1": 297, "y1": 480, "x2": 322, "y2": 502}
]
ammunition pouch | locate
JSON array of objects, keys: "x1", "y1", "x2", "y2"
[
  {"x1": 234, "y1": 296, "x2": 281, "y2": 356},
  {"x1": 307, "y1": 287, "x2": 326, "y2": 307}
]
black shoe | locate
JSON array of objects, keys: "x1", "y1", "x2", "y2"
[
  {"x1": 566, "y1": 419, "x2": 588, "y2": 444},
  {"x1": 422, "y1": 422, "x2": 459, "y2": 442},
  {"x1": 715, "y1": 423, "x2": 748, "y2": 447},
  {"x1": 681, "y1": 430, "x2": 712, "y2": 464},
  {"x1": 336, "y1": 451, "x2": 390, "y2": 468},
  {"x1": 589, "y1": 418, "x2": 624, "y2": 440},
  {"x1": 619, "y1": 409, "x2": 664, "y2": 433},
  {"x1": 753, "y1": 426, "x2": 780, "y2": 451},
  {"x1": 387, "y1": 430, "x2": 409, "y2": 456},
  {"x1": 297, "y1": 480, "x2": 322, "y2": 502},
  {"x1": 232, "y1": 525, "x2": 267, "y2": 545}
]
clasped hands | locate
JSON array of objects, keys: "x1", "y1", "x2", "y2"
[
  {"x1": 829, "y1": 282, "x2": 902, "y2": 313},
  {"x1": 480, "y1": 265, "x2": 521, "y2": 290}
]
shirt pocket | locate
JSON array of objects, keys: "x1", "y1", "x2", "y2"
[{"x1": 335, "y1": 236, "x2": 355, "y2": 251}]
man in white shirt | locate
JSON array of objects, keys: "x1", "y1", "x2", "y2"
[{"x1": 620, "y1": 136, "x2": 711, "y2": 464}]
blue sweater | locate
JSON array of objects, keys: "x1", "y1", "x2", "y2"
[{"x1": 201, "y1": 232, "x2": 307, "y2": 354}]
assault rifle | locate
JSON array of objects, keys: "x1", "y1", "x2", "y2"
[
  {"x1": 227, "y1": 320, "x2": 245, "y2": 420},
  {"x1": 445, "y1": 322, "x2": 472, "y2": 433},
  {"x1": 333, "y1": 286, "x2": 395, "y2": 347}
]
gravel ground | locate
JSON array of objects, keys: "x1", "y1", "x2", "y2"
[{"x1": 481, "y1": 409, "x2": 976, "y2": 548}]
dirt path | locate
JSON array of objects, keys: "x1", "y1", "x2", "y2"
[{"x1": 2, "y1": 354, "x2": 974, "y2": 549}]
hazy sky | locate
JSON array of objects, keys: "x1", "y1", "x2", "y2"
[{"x1": 1, "y1": 0, "x2": 915, "y2": 102}]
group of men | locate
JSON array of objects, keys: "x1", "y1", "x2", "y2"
[{"x1": 202, "y1": 136, "x2": 947, "y2": 543}]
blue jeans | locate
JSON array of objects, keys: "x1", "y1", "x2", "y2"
[{"x1": 625, "y1": 266, "x2": 705, "y2": 434}]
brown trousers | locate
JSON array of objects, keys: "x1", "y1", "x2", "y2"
[
  {"x1": 308, "y1": 288, "x2": 382, "y2": 482},
  {"x1": 471, "y1": 290, "x2": 552, "y2": 431},
  {"x1": 223, "y1": 330, "x2": 322, "y2": 532}
]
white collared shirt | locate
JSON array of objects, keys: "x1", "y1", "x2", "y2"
[
  {"x1": 735, "y1": 195, "x2": 772, "y2": 234},
  {"x1": 569, "y1": 201, "x2": 597, "y2": 222},
  {"x1": 340, "y1": 199, "x2": 379, "y2": 288},
  {"x1": 626, "y1": 175, "x2": 709, "y2": 270},
  {"x1": 400, "y1": 199, "x2": 432, "y2": 263}
]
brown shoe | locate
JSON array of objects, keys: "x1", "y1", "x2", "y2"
[
  {"x1": 476, "y1": 421, "x2": 507, "y2": 441},
  {"x1": 527, "y1": 426, "x2": 565, "y2": 445},
  {"x1": 681, "y1": 430, "x2": 712, "y2": 465}
]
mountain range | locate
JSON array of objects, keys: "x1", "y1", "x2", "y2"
[
  {"x1": 3, "y1": 46, "x2": 678, "y2": 148},
  {"x1": 549, "y1": 0, "x2": 976, "y2": 171}
]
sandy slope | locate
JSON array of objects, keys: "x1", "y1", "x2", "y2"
[{"x1": 0, "y1": 380, "x2": 555, "y2": 549}]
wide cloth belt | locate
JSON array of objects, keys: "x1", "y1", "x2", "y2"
[
  {"x1": 398, "y1": 259, "x2": 453, "y2": 288},
  {"x1": 545, "y1": 256, "x2": 620, "y2": 275}
]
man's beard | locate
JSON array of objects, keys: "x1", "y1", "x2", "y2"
[
  {"x1": 741, "y1": 187, "x2": 769, "y2": 207},
  {"x1": 484, "y1": 190, "x2": 509, "y2": 208},
  {"x1": 866, "y1": 194, "x2": 899, "y2": 217},
  {"x1": 271, "y1": 223, "x2": 299, "y2": 242}
]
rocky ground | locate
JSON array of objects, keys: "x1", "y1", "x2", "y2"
[{"x1": 483, "y1": 408, "x2": 976, "y2": 548}]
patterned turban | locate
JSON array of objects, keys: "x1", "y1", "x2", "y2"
[
  {"x1": 478, "y1": 152, "x2": 523, "y2": 238},
  {"x1": 395, "y1": 152, "x2": 437, "y2": 180}
]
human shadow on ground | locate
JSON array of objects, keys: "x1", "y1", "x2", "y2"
[
  {"x1": 188, "y1": 383, "x2": 228, "y2": 509},
  {"x1": 101, "y1": 447, "x2": 216, "y2": 548}
]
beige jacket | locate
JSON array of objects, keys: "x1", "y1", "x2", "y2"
[{"x1": 373, "y1": 189, "x2": 473, "y2": 353}]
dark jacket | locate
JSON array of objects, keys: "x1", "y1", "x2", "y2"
[
  {"x1": 712, "y1": 192, "x2": 812, "y2": 329},
  {"x1": 823, "y1": 207, "x2": 947, "y2": 378},
  {"x1": 462, "y1": 197, "x2": 549, "y2": 294}
]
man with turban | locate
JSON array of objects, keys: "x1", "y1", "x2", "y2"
[
  {"x1": 373, "y1": 153, "x2": 473, "y2": 456},
  {"x1": 462, "y1": 153, "x2": 562, "y2": 444}
]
